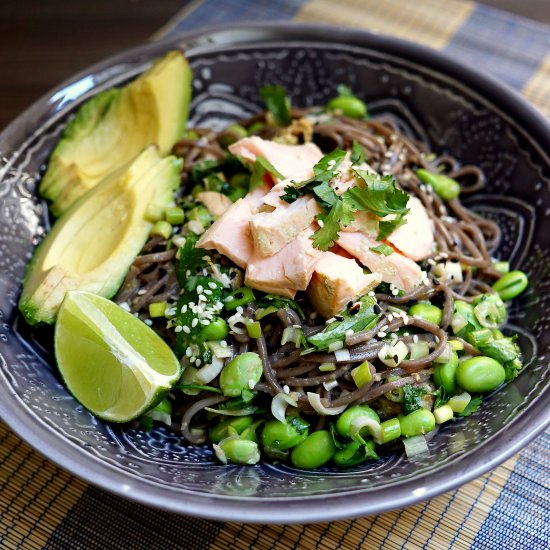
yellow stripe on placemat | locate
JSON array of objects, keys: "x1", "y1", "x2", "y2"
[
  {"x1": 0, "y1": 421, "x2": 87, "y2": 549},
  {"x1": 522, "y1": 52, "x2": 550, "y2": 118},
  {"x1": 294, "y1": 0, "x2": 474, "y2": 50},
  {"x1": 212, "y1": 454, "x2": 518, "y2": 549}
]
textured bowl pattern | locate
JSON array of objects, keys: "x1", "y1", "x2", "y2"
[{"x1": 0, "y1": 26, "x2": 549, "y2": 521}]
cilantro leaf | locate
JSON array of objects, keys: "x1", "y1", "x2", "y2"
[
  {"x1": 281, "y1": 185, "x2": 302, "y2": 203},
  {"x1": 455, "y1": 396, "x2": 482, "y2": 417},
  {"x1": 312, "y1": 182, "x2": 339, "y2": 208},
  {"x1": 260, "y1": 85, "x2": 292, "y2": 126},
  {"x1": 377, "y1": 215, "x2": 408, "y2": 241},
  {"x1": 344, "y1": 172, "x2": 409, "y2": 217},
  {"x1": 402, "y1": 385, "x2": 427, "y2": 415},
  {"x1": 433, "y1": 387, "x2": 448, "y2": 409},
  {"x1": 175, "y1": 234, "x2": 208, "y2": 288},
  {"x1": 370, "y1": 244, "x2": 394, "y2": 256},
  {"x1": 249, "y1": 156, "x2": 284, "y2": 190},
  {"x1": 351, "y1": 142, "x2": 367, "y2": 165},
  {"x1": 311, "y1": 199, "x2": 355, "y2": 251}
]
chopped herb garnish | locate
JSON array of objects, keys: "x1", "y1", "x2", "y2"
[
  {"x1": 402, "y1": 384, "x2": 428, "y2": 415},
  {"x1": 455, "y1": 396, "x2": 482, "y2": 417},
  {"x1": 351, "y1": 141, "x2": 367, "y2": 165},
  {"x1": 312, "y1": 198, "x2": 355, "y2": 251},
  {"x1": 256, "y1": 295, "x2": 305, "y2": 320},
  {"x1": 249, "y1": 156, "x2": 284, "y2": 190},
  {"x1": 260, "y1": 85, "x2": 292, "y2": 126},
  {"x1": 370, "y1": 244, "x2": 394, "y2": 256}
]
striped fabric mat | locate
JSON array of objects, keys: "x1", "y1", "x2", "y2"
[{"x1": 1, "y1": 1, "x2": 549, "y2": 548}]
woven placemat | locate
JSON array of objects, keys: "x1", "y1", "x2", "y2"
[{"x1": 1, "y1": 1, "x2": 549, "y2": 548}]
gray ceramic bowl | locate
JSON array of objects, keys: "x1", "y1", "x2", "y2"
[{"x1": 0, "y1": 23, "x2": 549, "y2": 523}]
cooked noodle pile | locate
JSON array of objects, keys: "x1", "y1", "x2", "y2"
[{"x1": 115, "y1": 109, "x2": 502, "y2": 443}]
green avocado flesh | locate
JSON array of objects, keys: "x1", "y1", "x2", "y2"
[
  {"x1": 39, "y1": 50, "x2": 192, "y2": 216},
  {"x1": 19, "y1": 146, "x2": 182, "y2": 325}
]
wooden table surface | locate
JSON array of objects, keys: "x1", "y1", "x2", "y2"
[{"x1": 1, "y1": 0, "x2": 548, "y2": 131}]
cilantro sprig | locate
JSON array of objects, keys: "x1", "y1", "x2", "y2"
[
  {"x1": 260, "y1": 85, "x2": 292, "y2": 126},
  {"x1": 281, "y1": 146, "x2": 410, "y2": 250}
]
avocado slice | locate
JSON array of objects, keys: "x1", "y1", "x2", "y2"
[
  {"x1": 20, "y1": 146, "x2": 182, "y2": 325},
  {"x1": 40, "y1": 50, "x2": 191, "y2": 216}
]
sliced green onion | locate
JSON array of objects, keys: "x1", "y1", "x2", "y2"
[
  {"x1": 351, "y1": 361, "x2": 373, "y2": 388},
  {"x1": 319, "y1": 363, "x2": 336, "y2": 372},
  {"x1": 403, "y1": 435, "x2": 430, "y2": 458},
  {"x1": 206, "y1": 340, "x2": 233, "y2": 359},
  {"x1": 449, "y1": 339, "x2": 464, "y2": 351},
  {"x1": 224, "y1": 287, "x2": 256, "y2": 311},
  {"x1": 448, "y1": 392, "x2": 471, "y2": 413},
  {"x1": 433, "y1": 404, "x2": 454, "y2": 424},
  {"x1": 378, "y1": 340, "x2": 409, "y2": 367},
  {"x1": 376, "y1": 418, "x2": 401, "y2": 444},
  {"x1": 408, "y1": 341, "x2": 430, "y2": 360},
  {"x1": 451, "y1": 312, "x2": 468, "y2": 334},
  {"x1": 145, "y1": 203, "x2": 164, "y2": 222},
  {"x1": 151, "y1": 220, "x2": 172, "y2": 239},
  {"x1": 328, "y1": 340, "x2": 344, "y2": 353},
  {"x1": 165, "y1": 206, "x2": 185, "y2": 225},
  {"x1": 148, "y1": 301, "x2": 167, "y2": 318},
  {"x1": 434, "y1": 343, "x2": 452, "y2": 364},
  {"x1": 246, "y1": 321, "x2": 262, "y2": 339},
  {"x1": 493, "y1": 260, "x2": 509, "y2": 275}
]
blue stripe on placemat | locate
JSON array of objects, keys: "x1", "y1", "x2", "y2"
[
  {"x1": 166, "y1": 0, "x2": 307, "y2": 34},
  {"x1": 473, "y1": 429, "x2": 550, "y2": 550},
  {"x1": 443, "y1": 4, "x2": 550, "y2": 91}
]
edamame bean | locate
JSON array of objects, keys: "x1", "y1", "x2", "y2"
[
  {"x1": 336, "y1": 405, "x2": 380, "y2": 437},
  {"x1": 224, "y1": 287, "x2": 256, "y2": 311},
  {"x1": 209, "y1": 416, "x2": 255, "y2": 444},
  {"x1": 492, "y1": 270, "x2": 528, "y2": 301},
  {"x1": 327, "y1": 96, "x2": 367, "y2": 118},
  {"x1": 433, "y1": 351, "x2": 459, "y2": 395},
  {"x1": 378, "y1": 418, "x2": 401, "y2": 444},
  {"x1": 456, "y1": 356, "x2": 505, "y2": 393},
  {"x1": 416, "y1": 169, "x2": 460, "y2": 200},
  {"x1": 262, "y1": 418, "x2": 309, "y2": 451},
  {"x1": 408, "y1": 302, "x2": 443, "y2": 325},
  {"x1": 219, "y1": 352, "x2": 263, "y2": 397},
  {"x1": 216, "y1": 437, "x2": 260, "y2": 465},
  {"x1": 333, "y1": 440, "x2": 376, "y2": 468},
  {"x1": 399, "y1": 409, "x2": 436, "y2": 437},
  {"x1": 219, "y1": 124, "x2": 248, "y2": 148},
  {"x1": 199, "y1": 317, "x2": 229, "y2": 341},
  {"x1": 290, "y1": 431, "x2": 335, "y2": 469}
]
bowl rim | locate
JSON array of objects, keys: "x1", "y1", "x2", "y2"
[{"x1": 0, "y1": 21, "x2": 549, "y2": 523}]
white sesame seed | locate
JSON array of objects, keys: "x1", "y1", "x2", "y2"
[
  {"x1": 208, "y1": 282, "x2": 217, "y2": 290},
  {"x1": 236, "y1": 306, "x2": 244, "y2": 314},
  {"x1": 317, "y1": 219, "x2": 325, "y2": 228},
  {"x1": 413, "y1": 335, "x2": 419, "y2": 343},
  {"x1": 197, "y1": 285, "x2": 203, "y2": 293},
  {"x1": 119, "y1": 302, "x2": 131, "y2": 312},
  {"x1": 200, "y1": 320, "x2": 210, "y2": 326},
  {"x1": 220, "y1": 340, "x2": 227, "y2": 347},
  {"x1": 181, "y1": 305, "x2": 188, "y2": 314},
  {"x1": 174, "y1": 326, "x2": 183, "y2": 333},
  {"x1": 137, "y1": 289, "x2": 147, "y2": 296},
  {"x1": 326, "y1": 317, "x2": 336, "y2": 324},
  {"x1": 387, "y1": 314, "x2": 394, "y2": 322},
  {"x1": 392, "y1": 289, "x2": 399, "y2": 296},
  {"x1": 144, "y1": 319, "x2": 153, "y2": 326},
  {"x1": 377, "y1": 331, "x2": 387, "y2": 338},
  {"x1": 186, "y1": 347, "x2": 193, "y2": 357},
  {"x1": 204, "y1": 289, "x2": 213, "y2": 295},
  {"x1": 195, "y1": 358, "x2": 201, "y2": 366},
  {"x1": 182, "y1": 326, "x2": 191, "y2": 334},
  {"x1": 283, "y1": 385, "x2": 290, "y2": 394},
  {"x1": 368, "y1": 291, "x2": 375, "y2": 297},
  {"x1": 191, "y1": 318, "x2": 198, "y2": 328}
]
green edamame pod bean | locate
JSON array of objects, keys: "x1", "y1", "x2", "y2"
[
  {"x1": 219, "y1": 124, "x2": 248, "y2": 148},
  {"x1": 327, "y1": 96, "x2": 367, "y2": 118},
  {"x1": 209, "y1": 416, "x2": 255, "y2": 444},
  {"x1": 290, "y1": 430, "x2": 335, "y2": 469},
  {"x1": 456, "y1": 356, "x2": 505, "y2": 393},
  {"x1": 399, "y1": 409, "x2": 436, "y2": 437},
  {"x1": 216, "y1": 437, "x2": 260, "y2": 465},
  {"x1": 333, "y1": 440, "x2": 377, "y2": 468},
  {"x1": 219, "y1": 352, "x2": 263, "y2": 397},
  {"x1": 408, "y1": 302, "x2": 443, "y2": 325},
  {"x1": 336, "y1": 405, "x2": 380, "y2": 437},
  {"x1": 229, "y1": 172, "x2": 250, "y2": 189},
  {"x1": 378, "y1": 418, "x2": 401, "y2": 444},
  {"x1": 240, "y1": 420, "x2": 263, "y2": 443},
  {"x1": 492, "y1": 270, "x2": 528, "y2": 301},
  {"x1": 416, "y1": 169, "x2": 461, "y2": 201},
  {"x1": 433, "y1": 351, "x2": 459, "y2": 395},
  {"x1": 199, "y1": 317, "x2": 229, "y2": 341},
  {"x1": 262, "y1": 418, "x2": 309, "y2": 451},
  {"x1": 224, "y1": 287, "x2": 256, "y2": 311}
]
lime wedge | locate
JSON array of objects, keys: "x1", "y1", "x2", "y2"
[{"x1": 55, "y1": 290, "x2": 181, "y2": 422}]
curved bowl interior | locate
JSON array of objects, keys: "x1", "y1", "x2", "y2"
[{"x1": 0, "y1": 24, "x2": 549, "y2": 523}]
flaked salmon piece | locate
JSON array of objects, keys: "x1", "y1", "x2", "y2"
[
  {"x1": 196, "y1": 191, "x2": 233, "y2": 218},
  {"x1": 245, "y1": 228, "x2": 321, "y2": 298},
  {"x1": 386, "y1": 196, "x2": 434, "y2": 261},
  {"x1": 331, "y1": 152, "x2": 377, "y2": 195},
  {"x1": 196, "y1": 198, "x2": 253, "y2": 268},
  {"x1": 250, "y1": 196, "x2": 321, "y2": 257},
  {"x1": 307, "y1": 252, "x2": 381, "y2": 318},
  {"x1": 244, "y1": 184, "x2": 270, "y2": 210},
  {"x1": 338, "y1": 232, "x2": 423, "y2": 292},
  {"x1": 261, "y1": 182, "x2": 290, "y2": 209},
  {"x1": 229, "y1": 136, "x2": 323, "y2": 181}
]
